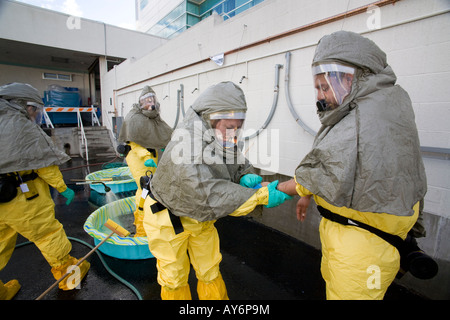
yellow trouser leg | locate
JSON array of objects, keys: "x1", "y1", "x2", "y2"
[
  {"x1": 0, "y1": 177, "x2": 73, "y2": 268},
  {"x1": 161, "y1": 284, "x2": 192, "y2": 300},
  {"x1": 50, "y1": 255, "x2": 91, "y2": 291},
  {"x1": 0, "y1": 280, "x2": 21, "y2": 300},
  {"x1": 143, "y1": 197, "x2": 227, "y2": 300},
  {"x1": 320, "y1": 218, "x2": 400, "y2": 300},
  {"x1": 197, "y1": 273, "x2": 228, "y2": 300}
]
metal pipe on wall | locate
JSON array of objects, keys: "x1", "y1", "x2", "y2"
[
  {"x1": 284, "y1": 52, "x2": 316, "y2": 136},
  {"x1": 244, "y1": 64, "x2": 283, "y2": 140}
]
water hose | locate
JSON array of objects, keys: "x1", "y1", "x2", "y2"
[{"x1": 14, "y1": 237, "x2": 143, "y2": 300}]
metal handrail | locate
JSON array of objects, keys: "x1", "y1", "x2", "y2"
[{"x1": 77, "y1": 109, "x2": 89, "y2": 161}]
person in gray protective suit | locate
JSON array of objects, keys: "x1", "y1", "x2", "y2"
[{"x1": 278, "y1": 31, "x2": 435, "y2": 299}]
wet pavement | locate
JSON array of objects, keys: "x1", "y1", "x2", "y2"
[{"x1": 0, "y1": 156, "x2": 425, "y2": 301}]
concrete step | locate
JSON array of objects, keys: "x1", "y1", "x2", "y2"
[{"x1": 76, "y1": 126, "x2": 117, "y2": 159}]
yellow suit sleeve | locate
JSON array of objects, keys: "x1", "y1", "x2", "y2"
[
  {"x1": 36, "y1": 165, "x2": 67, "y2": 193},
  {"x1": 294, "y1": 176, "x2": 313, "y2": 197},
  {"x1": 129, "y1": 141, "x2": 158, "y2": 162},
  {"x1": 229, "y1": 187, "x2": 269, "y2": 217}
]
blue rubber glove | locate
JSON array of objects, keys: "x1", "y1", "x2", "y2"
[
  {"x1": 144, "y1": 159, "x2": 157, "y2": 168},
  {"x1": 239, "y1": 174, "x2": 263, "y2": 188},
  {"x1": 61, "y1": 188, "x2": 75, "y2": 205},
  {"x1": 265, "y1": 180, "x2": 293, "y2": 208}
]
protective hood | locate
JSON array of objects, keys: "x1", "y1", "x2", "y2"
[
  {"x1": 295, "y1": 31, "x2": 427, "y2": 217},
  {"x1": 0, "y1": 82, "x2": 44, "y2": 106},
  {"x1": 150, "y1": 82, "x2": 257, "y2": 222},
  {"x1": 118, "y1": 86, "x2": 173, "y2": 149},
  {"x1": 0, "y1": 84, "x2": 70, "y2": 174}
]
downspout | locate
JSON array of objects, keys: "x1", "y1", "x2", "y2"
[
  {"x1": 285, "y1": 52, "x2": 316, "y2": 136},
  {"x1": 245, "y1": 64, "x2": 283, "y2": 140}
]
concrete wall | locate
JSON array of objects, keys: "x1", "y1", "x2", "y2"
[
  {"x1": 101, "y1": 0, "x2": 450, "y2": 299},
  {"x1": 0, "y1": 63, "x2": 90, "y2": 104},
  {"x1": 0, "y1": 0, "x2": 167, "y2": 60}
]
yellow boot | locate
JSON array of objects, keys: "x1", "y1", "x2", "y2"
[
  {"x1": 0, "y1": 280, "x2": 21, "y2": 300},
  {"x1": 51, "y1": 255, "x2": 90, "y2": 291},
  {"x1": 197, "y1": 273, "x2": 229, "y2": 300},
  {"x1": 161, "y1": 284, "x2": 192, "y2": 300}
]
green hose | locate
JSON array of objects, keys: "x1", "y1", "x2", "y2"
[{"x1": 15, "y1": 237, "x2": 143, "y2": 300}]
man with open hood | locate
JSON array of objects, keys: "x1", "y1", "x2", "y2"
[
  {"x1": 118, "y1": 86, "x2": 173, "y2": 237},
  {"x1": 142, "y1": 81, "x2": 291, "y2": 300},
  {"x1": 278, "y1": 31, "x2": 430, "y2": 299},
  {"x1": 0, "y1": 83, "x2": 90, "y2": 299}
]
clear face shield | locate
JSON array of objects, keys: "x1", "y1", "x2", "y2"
[
  {"x1": 139, "y1": 92, "x2": 159, "y2": 112},
  {"x1": 312, "y1": 63, "x2": 355, "y2": 112},
  {"x1": 26, "y1": 102, "x2": 44, "y2": 125},
  {"x1": 207, "y1": 111, "x2": 246, "y2": 149}
]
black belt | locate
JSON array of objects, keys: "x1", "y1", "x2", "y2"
[
  {"x1": 1, "y1": 171, "x2": 38, "y2": 186},
  {"x1": 18, "y1": 171, "x2": 38, "y2": 184},
  {"x1": 317, "y1": 205, "x2": 405, "y2": 252},
  {"x1": 148, "y1": 192, "x2": 184, "y2": 235}
]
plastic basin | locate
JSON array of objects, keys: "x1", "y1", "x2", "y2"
[
  {"x1": 85, "y1": 167, "x2": 137, "y2": 194},
  {"x1": 83, "y1": 197, "x2": 153, "y2": 260}
]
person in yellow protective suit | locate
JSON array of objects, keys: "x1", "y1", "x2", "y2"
[
  {"x1": 0, "y1": 83, "x2": 90, "y2": 300},
  {"x1": 142, "y1": 82, "x2": 292, "y2": 300},
  {"x1": 118, "y1": 86, "x2": 172, "y2": 237},
  {"x1": 277, "y1": 31, "x2": 431, "y2": 300}
]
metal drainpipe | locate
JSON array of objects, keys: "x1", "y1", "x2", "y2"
[
  {"x1": 285, "y1": 52, "x2": 317, "y2": 136},
  {"x1": 244, "y1": 64, "x2": 283, "y2": 140}
]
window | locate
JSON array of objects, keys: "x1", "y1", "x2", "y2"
[
  {"x1": 42, "y1": 73, "x2": 72, "y2": 81},
  {"x1": 140, "y1": 0, "x2": 148, "y2": 10}
]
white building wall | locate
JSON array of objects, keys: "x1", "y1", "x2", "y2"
[{"x1": 102, "y1": 1, "x2": 450, "y2": 297}]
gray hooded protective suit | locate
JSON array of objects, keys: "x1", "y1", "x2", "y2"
[
  {"x1": 0, "y1": 83, "x2": 70, "y2": 174},
  {"x1": 118, "y1": 86, "x2": 173, "y2": 149},
  {"x1": 150, "y1": 82, "x2": 257, "y2": 222},
  {"x1": 295, "y1": 31, "x2": 427, "y2": 218}
]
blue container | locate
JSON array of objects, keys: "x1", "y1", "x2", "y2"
[
  {"x1": 84, "y1": 197, "x2": 153, "y2": 260},
  {"x1": 86, "y1": 167, "x2": 137, "y2": 194}
]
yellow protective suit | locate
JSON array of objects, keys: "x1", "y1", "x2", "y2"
[
  {"x1": 0, "y1": 165, "x2": 90, "y2": 299},
  {"x1": 296, "y1": 182, "x2": 418, "y2": 300},
  {"x1": 125, "y1": 141, "x2": 158, "y2": 237},
  {"x1": 143, "y1": 187, "x2": 269, "y2": 300}
]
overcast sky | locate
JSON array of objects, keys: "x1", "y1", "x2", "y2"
[{"x1": 16, "y1": 0, "x2": 136, "y2": 30}]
